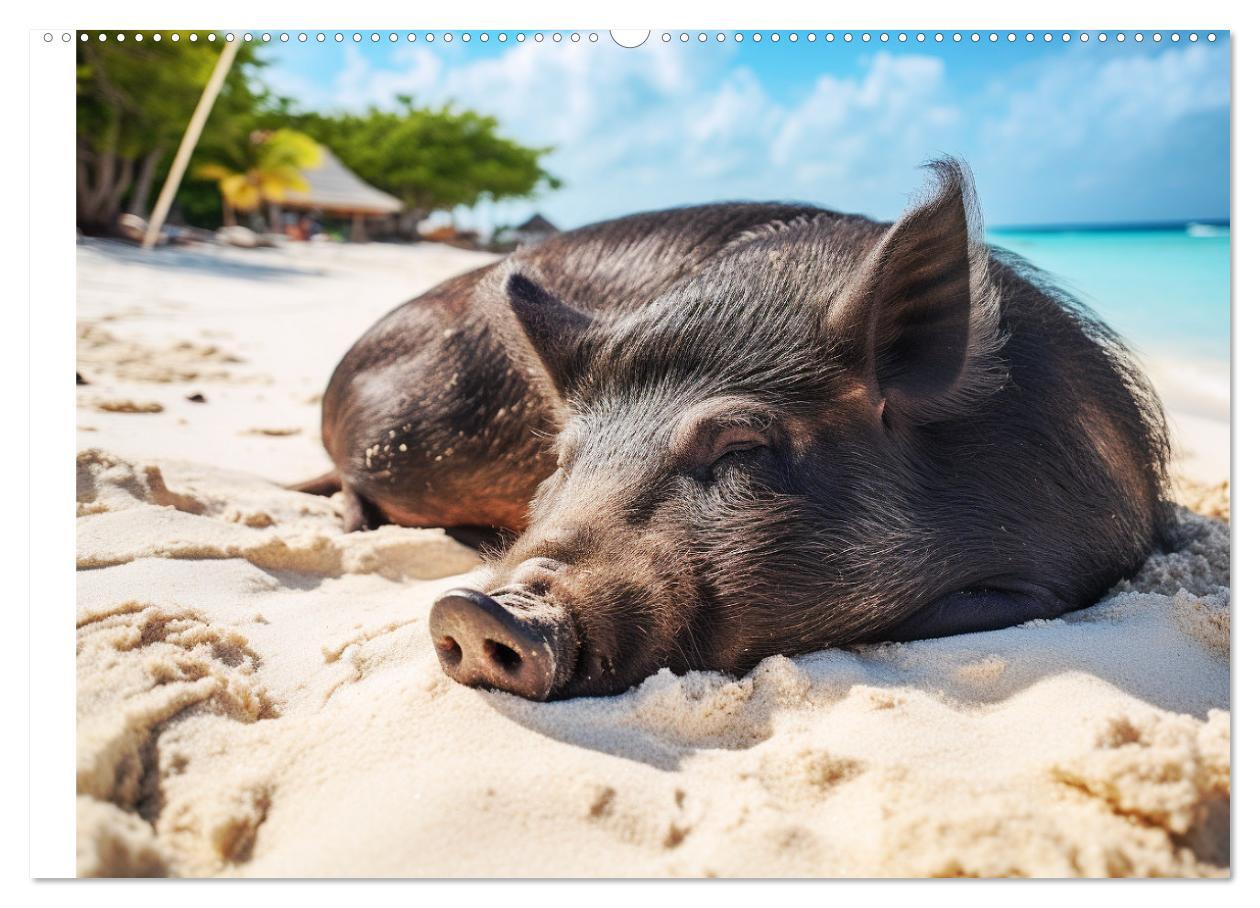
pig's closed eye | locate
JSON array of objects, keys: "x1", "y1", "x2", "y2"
[{"x1": 703, "y1": 438, "x2": 769, "y2": 481}]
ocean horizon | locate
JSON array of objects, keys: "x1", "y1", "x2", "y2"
[{"x1": 986, "y1": 222, "x2": 1230, "y2": 364}]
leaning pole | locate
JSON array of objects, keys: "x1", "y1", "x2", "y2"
[{"x1": 142, "y1": 38, "x2": 241, "y2": 250}]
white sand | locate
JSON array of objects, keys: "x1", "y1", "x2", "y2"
[{"x1": 75, "y1": 239, "x2": 1230, "y2": 877}]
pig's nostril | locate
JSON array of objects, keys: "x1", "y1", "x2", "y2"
[
  {"x1": 484, "y1": 639, "x2": 522, "y2": 673},
  {"x1": 436, "y1": 635, "x2": 462, "y2": 666}
]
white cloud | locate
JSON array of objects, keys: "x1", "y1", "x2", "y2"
[
  {"x1": 979, "y1": 44, "x2": 1228, "y2": 171},
  {"x1": 331, "y1": 45, "x2": 443, "y2": 109},
  {"x1": 771, "y1": 54, "x2": 954, "y2": 179},
  {"x1": 257, "y1": 40, "x2": 1228, "y2": 227}
]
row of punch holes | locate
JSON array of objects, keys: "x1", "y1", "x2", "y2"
[{"x1": 54, "y1": 31, "x2": 1218, "y2": 45}]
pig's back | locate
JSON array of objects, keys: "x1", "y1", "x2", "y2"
[{"x1": 501, "y1": 203, "x2": 841, "y2": 316}]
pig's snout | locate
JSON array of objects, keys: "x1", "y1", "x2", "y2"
[{"x1": 429, "y1": 586, "x2": 577, "y2": 700}]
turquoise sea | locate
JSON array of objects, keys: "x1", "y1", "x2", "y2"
[{"x1": 986, "y1": 225, "x2": 1231, "y2": 364}]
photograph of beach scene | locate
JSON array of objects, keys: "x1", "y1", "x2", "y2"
[{"x1": 75, "y1": 29, "x2": 1229, "y2": 877}]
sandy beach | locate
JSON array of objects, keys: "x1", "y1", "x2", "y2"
[{"x1": 74, "y1": 238, "x2": 1230, "y2": 877}]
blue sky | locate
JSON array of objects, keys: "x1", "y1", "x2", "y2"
[{"x1": 255, "y1": 32, "x2": 1230, "y2": 230}]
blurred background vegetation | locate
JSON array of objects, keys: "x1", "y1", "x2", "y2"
[{"x1": 76, "y1": 33, "x2": 561, "y2": 239}]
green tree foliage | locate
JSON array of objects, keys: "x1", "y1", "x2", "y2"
[
  {"x1": 76, "y1": 33, "x2": 265, "y2": 232},
  {"x1": 78, "y1": 39, "x2": 560, "y2": 235},
  {"x1": 276, "y1": 99, "x2": 562, "y2": 220}
]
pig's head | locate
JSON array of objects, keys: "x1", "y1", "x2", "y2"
[{"x1": 430, "y1": 161, "x2": 1007, "y2": 699}]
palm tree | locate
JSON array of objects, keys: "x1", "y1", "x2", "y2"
[{"x1": 196, "y1": 128, "x2": 322, "y2": 229}]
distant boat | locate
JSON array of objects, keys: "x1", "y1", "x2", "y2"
[{"x1": 1186, "y1": 222, "x2": 1229, "y2": 238}]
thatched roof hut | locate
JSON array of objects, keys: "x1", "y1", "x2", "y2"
[
  {"x1": 512, "y1": 213, "x2": 560, "y2": 247},
  {"x1": 280, "y1": 146, "x2": 403, "y2": 240}
]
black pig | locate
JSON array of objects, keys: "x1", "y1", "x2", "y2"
[{"x1": 307, "y1": 160, "x2": 1170, "y2": 700}]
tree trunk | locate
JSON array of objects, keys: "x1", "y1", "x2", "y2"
[
  {"x1": 105, "y1": 155, "x2": 136, "y2": 223},
  {"x1": 76, "y1": 110, "x2": 134, "y2": 233},
  {"x1": 222, "y1": 196, "x2": 236, "y2": 227},
  {"x1": 127, "y1": 147, "x2": 164, "y2": 217}
]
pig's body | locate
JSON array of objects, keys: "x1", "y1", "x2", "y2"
[{"x1": 314, "y1": 163, "x2": 1171, "y2": 699}]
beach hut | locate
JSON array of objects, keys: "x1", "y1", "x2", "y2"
[
  {"x1": 513, "y1": 213, "x2": 560, "y2": 247},
  {"x1": 279, "y1": 146, "x2": 404, "y2": 241}
]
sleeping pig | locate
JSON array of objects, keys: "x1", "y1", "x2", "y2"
[{"x1": 304, "y1": 159, "x2": 1171, "y2": 700}]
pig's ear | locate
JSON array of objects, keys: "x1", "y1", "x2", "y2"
[
  {"x1": 505, "y1": 272, "x2": 594, "y2": 396},
  {"x1": 828, "y1": 159, "x2": 1006, "y2": 425}
]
